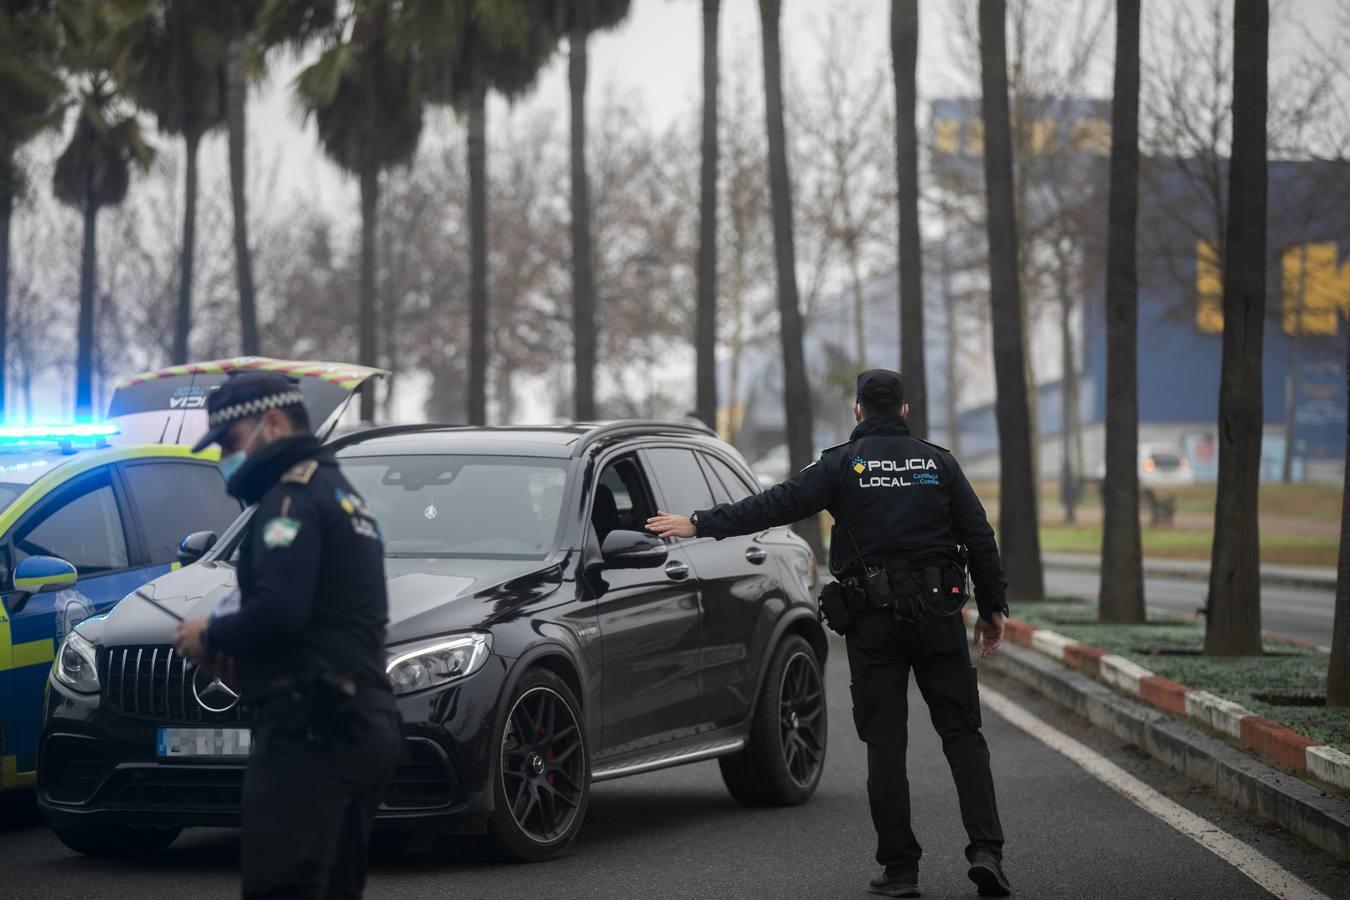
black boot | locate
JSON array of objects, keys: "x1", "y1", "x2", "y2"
[
  {"x1": 868, "y1": 867, "x2": 920, "y2": 898},
  {"x1": 966, "y1": 850, "x2": 1011, "y2": 896}
]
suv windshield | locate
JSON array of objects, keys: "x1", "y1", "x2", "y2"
[
  {"x1": 342, "y1": 455, "x2": 568, "y2": 559},
  {"x1": 0, "y1": 483, "x2": 22, "y2": 516}
]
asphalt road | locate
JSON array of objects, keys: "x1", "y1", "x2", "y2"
[
  {"x1": 1, "y1": 636, "x2": 1346, "y2": 900},
  {"x1": 1044, "y1": 567, "x2": 1336, "y2": 649}
]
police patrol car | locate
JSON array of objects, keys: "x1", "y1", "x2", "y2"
[{"x1": 0, "y1": 357, "x2": 385, "y2": 793}]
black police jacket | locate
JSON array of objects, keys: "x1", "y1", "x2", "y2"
[
  {"x1": 694, "y1": 415, "x2": 1009, "y2": 620},
  {"x1": 205, "y1": 435, "x2": 392, "y2": 704}
]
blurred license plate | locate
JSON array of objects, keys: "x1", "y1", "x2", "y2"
[{"x1": 156, "y1": 727, "x2": 251, "y2": 758}]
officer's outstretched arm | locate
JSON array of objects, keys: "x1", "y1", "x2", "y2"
[
  {"x1": 948, "y1": 461, "x2": 1009, "y2": 621},
  {"x1": 206, "y1": 488, "x2": 321, "y2": 658},
  {"x1": 691, "y1": 455, "x2": 838, "y2": 539}
]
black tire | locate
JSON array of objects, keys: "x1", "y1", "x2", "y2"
[
  {"x1": 481, "y1": 668, "x2": 590, "y2": 862},
  {"x1": 50, "y1": 823, "x2": 181, "y2": 857},
  {"x1": 719, "y1": 634, "x2": 826, "y2": 807}
]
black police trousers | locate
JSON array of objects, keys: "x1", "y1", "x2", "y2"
[
  {"x1": 241, "y1": 699, "x2": 401, "y2": 899},
  {"x1": 845, "y1": 606, "x2": 1004, "y2": 870}
]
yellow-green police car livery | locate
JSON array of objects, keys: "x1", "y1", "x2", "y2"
[
  {"x1": 0, "y1": 431, "x2": 241, "y2": 790},
  {"x1": 0, "y1": 357, "x2": 385, "y2": 792}
]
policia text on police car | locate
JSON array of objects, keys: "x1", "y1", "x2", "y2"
[
  {"x1": 171, "y1": 372, "x2": 402, "y2": 900},
  {"x1": 647, "y1": 369, "x2": 1012, "y2": 899}
]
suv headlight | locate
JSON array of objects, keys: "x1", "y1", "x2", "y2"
[
  {"x1": 386, "y1": 632, "x2": 492, "y2": 695},
  {"x1": 53, "y1": 631, "x2": 100, "y2": 693}
]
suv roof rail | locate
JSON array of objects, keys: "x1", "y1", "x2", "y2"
[
  {"x1": 572, "y1": 418, "x2": 716, "y2": 458},
  {"x1": 326, "y1": 422, "x2": 464, "y2": 451}
]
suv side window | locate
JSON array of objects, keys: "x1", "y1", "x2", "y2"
[
  {"x1": 701, "y1": 453, "x2": 756, "y2": 503},
  {"x1": 121, "y1": 462, "x2": 244, "y2": 563},
  {"x1": 12, "y1": 472, "x2": 129, "y2": 579},
  {"x1": 643, "y1": 447, "x2": 716, "y2": 519},
  {"x1": 591, "y1": 456, "x2": 656, "y2": 544}
]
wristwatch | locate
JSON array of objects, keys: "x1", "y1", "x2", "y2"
[{"x1": 689, "y1": 512, "x2": 701, "y2": 538}]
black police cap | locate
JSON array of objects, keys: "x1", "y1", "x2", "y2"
[
  {"x1": 856, "y1": 369, "x2": 905, "y2": 406},
  {"x1": 191, "y1": 371, "x2": 306, "y2": 452}
]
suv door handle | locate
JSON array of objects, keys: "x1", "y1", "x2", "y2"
[
  {"x1": 664, "y1": 560, "x2": 690, "y2": 581},
  {"x1": 744, "y1": 546, "x2": 768, "y2": 565}
]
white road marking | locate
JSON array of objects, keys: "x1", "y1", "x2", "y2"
[{"x1": 980, "y1": 685, "x2": 1330, "y2": 900}]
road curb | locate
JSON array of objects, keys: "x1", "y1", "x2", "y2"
[
  {"x1": 965, "y1": 608, "x2": 1350, "y2": 792},
  {"x1": 1042, "y1": 554, "x2": 1335, "y2": 592},
  {"x1": 976, "y1": 628, "x2": 1350, "y2": 862}
]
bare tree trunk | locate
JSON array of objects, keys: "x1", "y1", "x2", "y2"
[
  {"x1": 696, "y1": 0, "x2": 720, "y2": 427},
  {"x1": 1205, "y1": 0, "x2": 1267, "y2": 657},
  {"x1": 1101, "y1": 0, "x2": 1144, "y2": 623},
  {"x1": 228, "y1": 35, "x2": 259, "y2": 356},
  {"x1": 76, "y1": 197, "x2": 97, "y2": 418},
  {"x1": 358, "y1": 163, "x2": 378, "y2": 423},
  {"x1": 1057, "y1": 244, "x2": 1076, "y2": 524},
  {"x1": 1330, "y1": 326, "x2": 1350, "y2": 705},
  {"x1": 0, "y1": 185, "x2": 10, "y2": 421},
  {"x1": 173, "y1": 130, "x2": 201, "y2": 365},
  {"x1": 892, "y1": 0, "x2": 926, "y2": 436},
  {"x1": 847, "y1": 240, "x2": 867, "y2": 367},
  {"x1": 979, "y1": 0, "x2": 1044, "y2": 604},
  {"x1": 942, "y1": 250, "x2": 962, "y2": 457},
  {"x1": 760, "y1": 0, "x2": 822, "y2": 561},
  {"x1": 570, "y1": 21, "x2": 597, "y2": 421},
  {"x1": 467, "y1": 70, "x2": 489, "y2": 426}
]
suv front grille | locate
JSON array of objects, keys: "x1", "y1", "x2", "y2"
[{"x1": 100, "y1": 645, "x2": 244, "y2": 724}]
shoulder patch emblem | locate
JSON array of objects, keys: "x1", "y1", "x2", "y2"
[
  {"x1": 281, "y1": 460, "x2": 319, "y2": 485},
  {"x1": 262, "y1": 516, "x2": 302, "y2": 549}
]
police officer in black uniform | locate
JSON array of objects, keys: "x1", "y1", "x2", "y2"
[
  {"x1": 647, "y1": 370, "x2": 1011, "y2": 898},
  {"x1": 171, "y1": 372, "x2": 401, "y2": 899}
]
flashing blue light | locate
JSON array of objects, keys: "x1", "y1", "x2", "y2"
[{"x1": 0, "y1": 423, "x2": 120, "y2": 443}]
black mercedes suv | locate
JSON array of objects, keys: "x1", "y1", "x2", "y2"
[{"x1": 37, "y1": 420, "x2": 827, "y2": 861}]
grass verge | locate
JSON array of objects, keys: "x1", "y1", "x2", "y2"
[
  {"x1": 1011, "y1": 599, "x2": 1350, "y2": 755},
  {"x1": 1037, "y1": 525, "x2": 1338, "y2": 567}
]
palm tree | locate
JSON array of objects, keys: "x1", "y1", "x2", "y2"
[
  {"x1": 291, "y1": 0, "x2": 422, "y2": 422},
  {"x1": 759, "y1": 0, "x2": 822, "y2": 560},
  {"x1": 1099, "y1": 0, "x2": 1143, "y2": 624},
  {"x1": 551, "y1": 0, "x2": 630, "y2": 420},
  {"x1": 53, "y1": 2, "x2": 152, "y2": 418},
  {"x1": 109, "y1": 0, "x2": 227, "y2": 365},
  {"x1": 978, "y1": 0, "x2": 1043, "y2": 604},
  {"x1": 891, "y1": 0, "x2": 925, "y2": 437},
  {"x1": 407, "y1": 0, "x2": 560, "y2": 425},
  {"x1": 1205, "y1": 0, "x2": 1268, "y2": 657},
  {"x1": 695, "y1": 0, "x2": 719, "y2": 428},
  {"x1": 0, "y1": 0, "x2": 64, "y2": 421}
]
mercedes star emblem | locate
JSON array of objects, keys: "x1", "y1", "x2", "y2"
[{"x1": 192, "y1": 667, "x2": 240, "y2": 714}]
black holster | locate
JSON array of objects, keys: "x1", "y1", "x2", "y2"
[{"x1": 250, "y1": 670, "x2": 361, "y2": 749}]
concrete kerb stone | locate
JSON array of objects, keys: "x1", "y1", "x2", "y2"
[
  {"x1": 1099, "y1": 654, "x2": 1151, "y2": 695},
  {"x1": 1030, "y1": 629, "x2": 1073, "y2": 661},
  {"x1": 1183, "y1": 690, "x2": 1252, "y2": 739},
  {"x1": 980, "y1": 639, "x2": 1350, "y2": 862},
  {"x1": 1308, "y1": 746, "x2": 1350, "y2": 792}
]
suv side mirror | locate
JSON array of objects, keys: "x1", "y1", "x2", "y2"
[
  {"x1": 9, "y1": 556, "x2": 78, "y2": 614},
  {"x1": 600, "y1": 530, "x2": 669, "y2": 569},
  {"x1": 178, "y1": 531, "x2": 218, "y2": 567}
]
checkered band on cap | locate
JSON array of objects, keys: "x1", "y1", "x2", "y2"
[{"x1": 207, "y1": 390, "x2": 305, "y2": 428}]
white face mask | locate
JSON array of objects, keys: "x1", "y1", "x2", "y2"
[{"x1": 217, "y1": 417, "x2": 267, "y2": 482}]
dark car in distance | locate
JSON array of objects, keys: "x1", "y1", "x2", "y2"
[{"x1": 38, "y1": 420, "x2": 828, "y2": 861}]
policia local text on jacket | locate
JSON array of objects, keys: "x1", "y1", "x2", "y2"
[
  {"x1": 176, "y1": 372, "x2": 401, "y2": 900},
  {"x1": 689, "y1": 412, "x2": 1010, "y2": 893}
]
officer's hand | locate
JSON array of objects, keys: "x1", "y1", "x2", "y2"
[
  {"x1": 973, "y1": 612, "x2": 1005, "y2": 659},
  {"x1": 647, "y1": 512, "x2": 695, "y2": 539},
  {"x1": 172, "y1": 618, "x2": 210, "y2": 663}
]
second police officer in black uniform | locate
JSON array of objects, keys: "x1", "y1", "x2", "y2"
[
  {"x1": 647, "y1": 369, "x2": 1012, "y2": 898},
  {"x1": 172, "y1": 372, "x2": 401, "y2": 900}
]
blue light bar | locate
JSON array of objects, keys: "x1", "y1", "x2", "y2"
[{"x1": 0, "y1": 423, "x2": 120, "y2": 442}]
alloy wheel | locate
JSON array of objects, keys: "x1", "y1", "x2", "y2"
[
  {"x1": 500, "y1": 686, "x2": 586, "y2": 843},
  {"x1": 778, "y1": 651, "x2": 825, "y2": 788}
]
